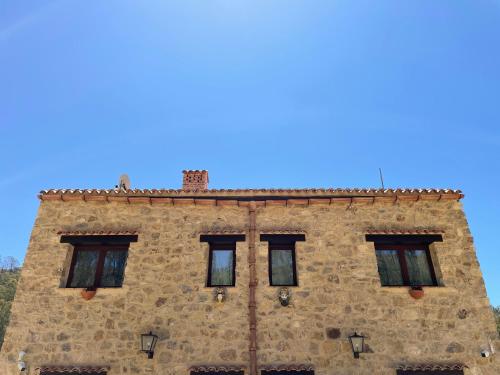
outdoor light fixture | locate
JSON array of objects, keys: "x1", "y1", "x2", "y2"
[
  {"x1": 140, "y1": 331, "x2": 158, "y2": 359},
  {"x1": 348, "y1": 332, "x2": 365, "y2": 359}
]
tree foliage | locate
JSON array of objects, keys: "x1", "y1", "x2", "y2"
[
  {"x1": 493, "y1": 306, "x2": 500, "y2": 334},
  {"x1": 0, "y1": 256, "x2": 21, "y2": 350}
]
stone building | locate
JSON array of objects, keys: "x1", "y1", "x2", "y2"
[{"x1": 0, "y1": 170, "x2": 499, "y2": 375}]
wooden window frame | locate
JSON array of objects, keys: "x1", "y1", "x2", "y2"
[
  {"x1": 375, "y1": 243, "x2": 438, "y2": 287},
  {"x1": 268, "y1": 243, "x2": 298, "y2": 287},
  {"x1": 207, "y1": 242, "x2": 237, "y2": 287},
  {"x1": 66, "y1": 244, "x2": 129, "y2": 289}
]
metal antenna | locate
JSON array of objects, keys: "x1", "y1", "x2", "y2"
[{"x1": 379, "y1": 168, "x2": 385, "y2": 189}]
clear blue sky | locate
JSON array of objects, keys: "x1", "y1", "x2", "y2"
[{"x1": 1, "y1": 1, "x2": 499, "y2": 304}]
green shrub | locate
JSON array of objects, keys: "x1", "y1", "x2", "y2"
[
  {"x1": 0, "y1": 269, "x2": 20, "y2": 349},
  {"x1": 493, "y1": 306, "x2": 500, "y2": 334}
]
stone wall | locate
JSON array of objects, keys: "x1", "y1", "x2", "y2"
[{"x1": 0, "y1": 198, "x2": 499, "y2": 375}]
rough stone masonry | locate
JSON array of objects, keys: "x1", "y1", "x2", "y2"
[{"x1": 0, "y1": 171, "x2": 498, "y2": 375}]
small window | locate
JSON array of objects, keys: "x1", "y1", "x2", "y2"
[
  {"x1": 67, "y1": 245, "x2": 128, "y2": 288},
  {"x1": 374, "y1": 244, "x2": 437, "y2": 286},
  {"x1": 269, "y1": 244, "x2": 297, "y2": 286},
  {"x1": 261, "y1": 234, "x2": 305, "y2": 287},
  {"x1": 201, "y1": 234, "x2": 245, "y2": 288},
  {"x1": 208, "y1": 243, "x2": 236, "y2": 287}
]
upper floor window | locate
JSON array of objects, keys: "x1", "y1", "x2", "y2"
[
  {"x1": 60, "y1": 234, "x2": 137, "y2": 289},
  {"x1": 68, "y1": 245, "x2": 128, "y2": 288},
  {"x1": 366, "y1": 234, "x2": 441, "y2": 287},
  {"x1": 261, "y1": 234, "x2": 305, "y2": 287},
  {"x1": 269, "y1": 243, "x2": 297, "y2": 286},
  {"x1": 201, "y1": 234, "x2": 245, "y2": 287},
  {"x1": 208, "y1": 243, "x2": 236, "y2": 287}
]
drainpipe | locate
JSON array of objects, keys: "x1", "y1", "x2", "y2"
[{"x1": 248, "y1": 201, "x2": 258, "y2": 375}]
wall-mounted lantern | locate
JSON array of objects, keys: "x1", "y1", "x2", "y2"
[
  {"x1": 140, "y1": 331, "x2": 158, "y2": 359},
  {"x1": 348, "y1": 332, "x2": 365, "y2": 359},
  {"x1": 278, "y1": 287, "x2": 291, "y2": 306}
]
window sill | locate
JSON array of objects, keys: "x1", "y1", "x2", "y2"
[
  {"x1": 378, "y1": 286, "x2": 458, "y2": 295},
  {"x1": 55, "y1": 285, "x2": 130, "y2": 297},
  {"x1": 206, "y1": 286, "x2": 236, "y2": 288},
  {"x1": 270, "y1": 285, "x2": 298, "y2": 287}
]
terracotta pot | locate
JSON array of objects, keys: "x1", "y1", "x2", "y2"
[
  {"x1": 409, "y1": 287, "x2": 424, "y2": 299},
  {"x1": 81, "y1": 289, "x2": 97, "y2": 301}
]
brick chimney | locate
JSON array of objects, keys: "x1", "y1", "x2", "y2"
[{"x1": 182, "y1": 170, "x2": 209, "y2": 191}]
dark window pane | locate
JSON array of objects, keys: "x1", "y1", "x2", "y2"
[
  {"x1": 100, "y1": 250, "x2": 128, "y2": 287},
  {"x1": 70, "y1": 250, "x2": 99, "y2": 287},
  {"x1": 271, "y1": 249, "x2": 295, "y2": 286},
  {"x1": 210, "y1": 249, "x2": 234, "y2": 286},
  {"x1": 375, "y1": 250, "x2": 403, "y2": 286},
  {"x1": 405, "y1": 249, "x2": 434, "y2": 286}
]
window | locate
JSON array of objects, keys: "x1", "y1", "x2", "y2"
[
  {"x1": 365, "y1": 234, "x2": 441, "y2": 287},
  {"x1": 376, "y1": 246, "x2": 435, "y2": 286},
  {"x1": 261, "y1": 234, "x2": 305, "y2": 287},
  {"x1": 269, "y1": 244, "x2": 297, "y2": 286},
  {"x1": 67, "y1": 245, "x2": 128, "y2": 288},
  {"x1": 374, "y1": 244, "x2": 437, "y2": 286},
  {"x1": 61, "y1": 234, "x2": 137, "y2": 289},
  {"x1": 201, "y1": 234, "x2": 245, "y2": 287},
  {"x1": 208, "y1": 243, "x2": 236, "y2": 287}
]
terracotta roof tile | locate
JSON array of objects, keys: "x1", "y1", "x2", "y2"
[
  {"x1": 259, "y1": 230, "x2": 307, "y2": 235},
  {"x1": 366, "y1": 229, "x2": 445, "y2": 235},
  {"x1": 57, "y1": 230, "x2": 139, "y2": 236},
  {"x1": 39, "y1": 188, "x2": 464, "y2": 202},
  {"x1": 189, "y1": 365, "x2": 245, "y2": 372},
  {"x1": 261, "y1": 364, "x2": 315, "y2": 371},
  {"x1": 200, "y1": 230, "x2": 246, "y2": 235},
  {"x1": 41, "y1": 188, "x2": 462, "y2": 194},
  {"x1": 37, "y1": 366, "x2": 109, "y2": 374},
  {"x1": 396, "y1": 363, "x2": 467, "y2": 371}
]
